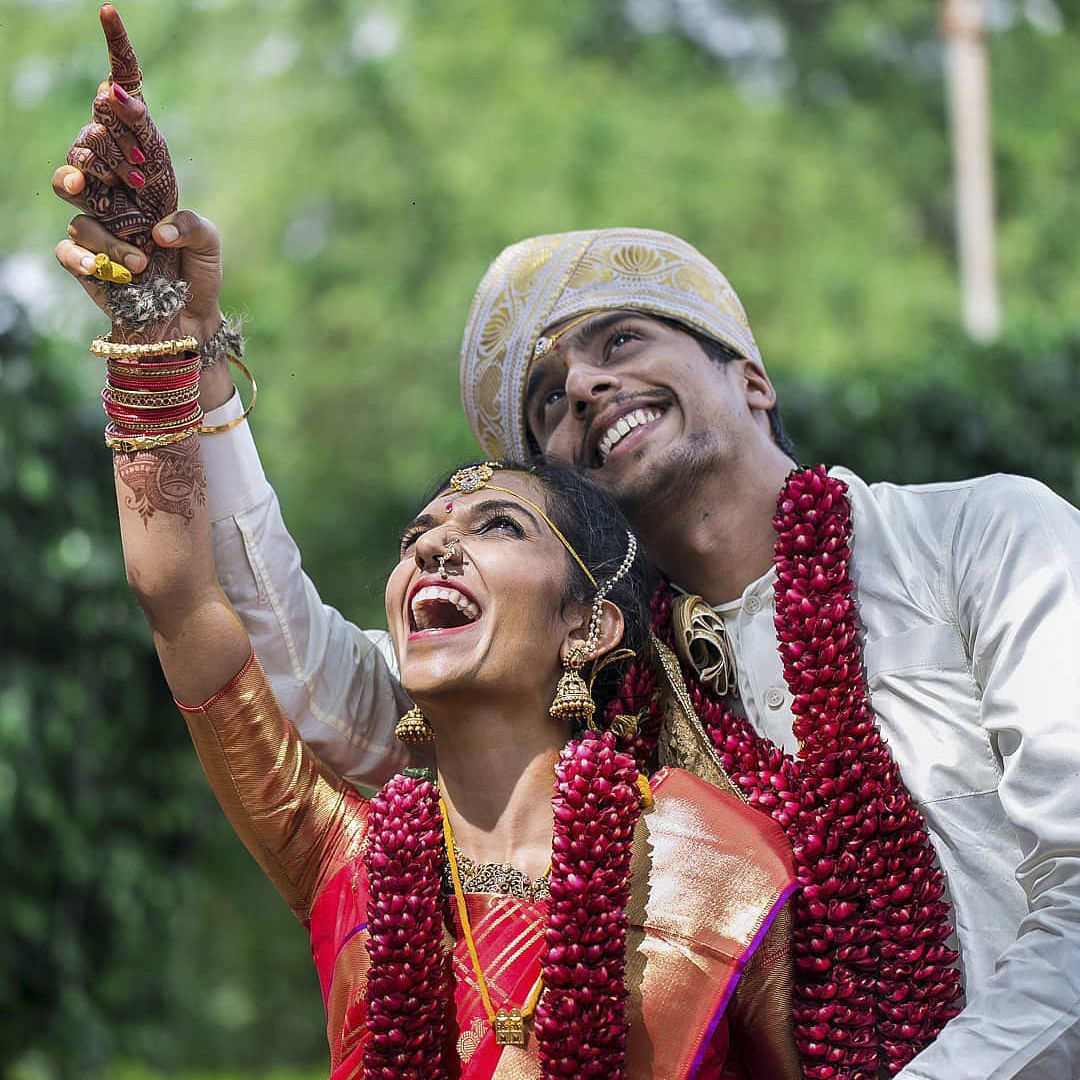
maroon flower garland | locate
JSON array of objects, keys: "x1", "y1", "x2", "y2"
[
  {"x1": 602, "y1": 647, "x2": 663, "y2": 767},
  {"x1": 536, "y1": 731, "x2": 642, "y2": 1079},
  {"x1": 608, "y1": 466, "x2": 962, "y2": 1079},
  {"x1": 362, "y1": 734, "x2": 642, "y2": 1077},
  {"x1": 363, "y1": 770, "x2": 451, "y2": 1080}
]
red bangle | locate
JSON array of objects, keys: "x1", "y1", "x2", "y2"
[
  {"x1": 107, "y1": 412, "x2": 203, "y2": 436},
  {"x1": 106, "y1": 357, "x2": 201, "y2": 377},
  {"x1": 107, "y1": 400, "x2": 202, "y2": 422},
  {"x1": 106, "y1": 371, "x2": 201, "y2": 393}
]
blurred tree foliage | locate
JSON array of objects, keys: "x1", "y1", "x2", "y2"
[
  {"x1": 0, "y1": 294, "x2": 328, "y2": 1077},
  {"x1": 779, "y1": 317, "x2": 1080, "y2": 502},
  {"x1": 0, "y1": 296, "x2": 198, "y2": 1072},
  {"x1": 6, "y1": 0, "x2": 1078, "y2": 625},
  {"x1": 1, "y1": 0, "x2": 1078, "y2": 1075}
]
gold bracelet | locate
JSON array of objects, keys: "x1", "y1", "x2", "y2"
[
  {"x1": 200, "y1": 355, "x2": 258, "y2": 435},
  {"x1": 105, "y1": 408, "x2": 204, "y2": 433},
  {"x1": 106, "y1": 358, "x2": 201, "y2": 378},
  {"x1": 91, "y1": 335, "x2": 199, "y2": 359},
  {"x1": 105, "y1": 426, "x2": 199, "y2": 453},
  {"x1": 104, "y1": 386, "x2": 202, "y2": 408}
]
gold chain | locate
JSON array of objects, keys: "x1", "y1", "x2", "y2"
[{"x1": 440, "y1": 798, "x2": 545, "y2": 1047}]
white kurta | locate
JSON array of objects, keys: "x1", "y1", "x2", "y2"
[
  {"x1": 201, "y1": 394, "x2": 409, "y2": 789},
  {"x1": 201, "y1": 394, "x2": 1080, "y2": 1079}
]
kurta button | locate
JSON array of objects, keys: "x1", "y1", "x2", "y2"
[
  {"x1": 744, "y1": 595, "x2": 762, "y2": 615},
  {"x1": 765, "y1": 687, "x2": 786, "y2": 709}
]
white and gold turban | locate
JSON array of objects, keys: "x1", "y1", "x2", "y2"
[{"x1": 459, "y1": 227, "x2": 761, "y2": 461}]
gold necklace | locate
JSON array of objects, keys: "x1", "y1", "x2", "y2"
[
  {"x1": 440, "y1": 798, "x2": 545, "y2": 1047},
  {"x1": 448, "y1": 840, "x2": 552, "y2": 901}
]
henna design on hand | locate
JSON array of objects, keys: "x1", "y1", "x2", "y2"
[
  {"x1": 115, "y1": 99, "x2": 178, "y2": 233},
  {"x1": 101, "y1": 3, "x2": 143, "y2": 96},
  {"x1": 114, "y1": 437, "x2": 207, "y2": 527},
  {"x1": 64, "y1": 5, "x2": 180, "y2": 283},
  {"x1": 70, "y1": 110, "x2": 126, "y2": 186}
]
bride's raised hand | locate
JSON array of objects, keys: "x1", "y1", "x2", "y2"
[
  {"x1": 53, "y1": 4, "x2": 226, "y2": 352},
  {"x1": 52, "y1": 3, "x2": 179, "y2": 285}
]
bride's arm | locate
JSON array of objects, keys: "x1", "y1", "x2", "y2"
[{"x1": 55, "y1": 6, "x2": 367, "y2": 918}]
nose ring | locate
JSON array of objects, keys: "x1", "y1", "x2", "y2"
[{"x1": 436, "y1": 539, "x2": 459, "y2": 579}]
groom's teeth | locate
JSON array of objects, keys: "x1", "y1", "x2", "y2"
[{"x1": 598, "y1": 408, "x2": 662, "y2": 462}]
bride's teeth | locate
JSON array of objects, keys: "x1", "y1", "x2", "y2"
[{"x1": 410, "y1": 584, "x2": 481, "y2": 628}]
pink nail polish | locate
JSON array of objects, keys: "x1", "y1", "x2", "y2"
[
  {"x1": 130, "y1": 146, "x2": 146, "y2": 165},
  {"x1": 129, "y1": 169, "x2": 146, "y2": 188},
  {"x1": 112, "y1": 83, "x2": 131, "y2": 103}
]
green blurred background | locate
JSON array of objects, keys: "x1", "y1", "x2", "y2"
[{"x1": 2, "y1": 0, "x2": 1078, "y2": 1076}]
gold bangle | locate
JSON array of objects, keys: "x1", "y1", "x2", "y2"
[
  {"x1": 104, "y1": 386, "x2": 202, "y2": 408},
  {"x1": 106, "y1": 357, "x2": 201, "y2": 375},
  {"x1": 91, "y1": 336, "x2": 199, "y2": 359},
  {"x1": 105, "y1": 426, "x2": 199, "y2": 453},
  {"x1": 105, "y1": 409, "x2": 204, "y2": 433},
  {"x1": 200, "y1": 355, "x2": 258, "y2": 435}
]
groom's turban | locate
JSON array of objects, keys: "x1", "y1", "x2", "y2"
[{"x1": 459, "y1": 228, "x2": 761, "y2": 461}]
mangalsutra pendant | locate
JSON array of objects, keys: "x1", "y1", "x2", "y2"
[
  {"x1": 442, "y1": 799, "x2": 544, "y2": 1050},
  {"x1": 494, "y1": 1008, "x2": 527, "y2": 1047}
]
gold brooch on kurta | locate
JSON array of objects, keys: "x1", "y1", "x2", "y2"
[{"x1": 671, "y1": 594, "x2": 737, "y2": 698}]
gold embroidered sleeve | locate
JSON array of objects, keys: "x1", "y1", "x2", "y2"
[
  {"x1": 654, "y1": 638, "x2": 744, "y2": 800},
  {"x1": 176, "y1": 654, "x2": 368, "y2": 922}
]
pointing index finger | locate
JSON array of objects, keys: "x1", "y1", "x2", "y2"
[{"x1": 99, "y1": 4, "x2": 143, "y2": 98}]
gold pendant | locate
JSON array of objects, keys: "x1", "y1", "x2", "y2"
[{"x1": 494, "y1": 1008, "x2": 526, "y2": 1046}]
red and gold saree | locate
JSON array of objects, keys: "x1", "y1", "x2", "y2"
[{"x1": 179, "y1": 655, "x2": 797, "y2": 1079}]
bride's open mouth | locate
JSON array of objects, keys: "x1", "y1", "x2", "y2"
[{"x1": 409, "y1": 583, "x2": 482, "y2": 633}]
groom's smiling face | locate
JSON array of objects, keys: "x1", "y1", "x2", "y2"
[{"x1": 524, "y1": 310, "x2": 772, "y2": 514}]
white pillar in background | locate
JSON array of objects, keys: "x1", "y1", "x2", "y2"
[{"x1": 941, "y1": 0, "x2": 1001, "y2": 342}]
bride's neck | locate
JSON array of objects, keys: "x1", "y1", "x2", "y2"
[{"x1": 429, "y1": 700, "x2": 565, "y2": 882}]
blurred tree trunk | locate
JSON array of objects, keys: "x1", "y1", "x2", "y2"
[{"x1": 942, "y1": 0, "x2": 1001, "y2": 341}]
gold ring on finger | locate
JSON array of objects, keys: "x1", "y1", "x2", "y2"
[{"x1": 91, "y1": 252, "x2": 133, "y2": 285}]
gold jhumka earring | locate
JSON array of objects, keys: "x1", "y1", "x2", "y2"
[
  {"x1": 548, "y1": 533, "x2": 639, "y2": 726},
  {"x1": 395, "y1": 706, "x2": 436, "y2": 743},
  {"x1": 550, "y1": 645, "x2": 596, "y2": 725},
  {"x1": 439, "y1": 463, "x2": 640, "y2": 733}
]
